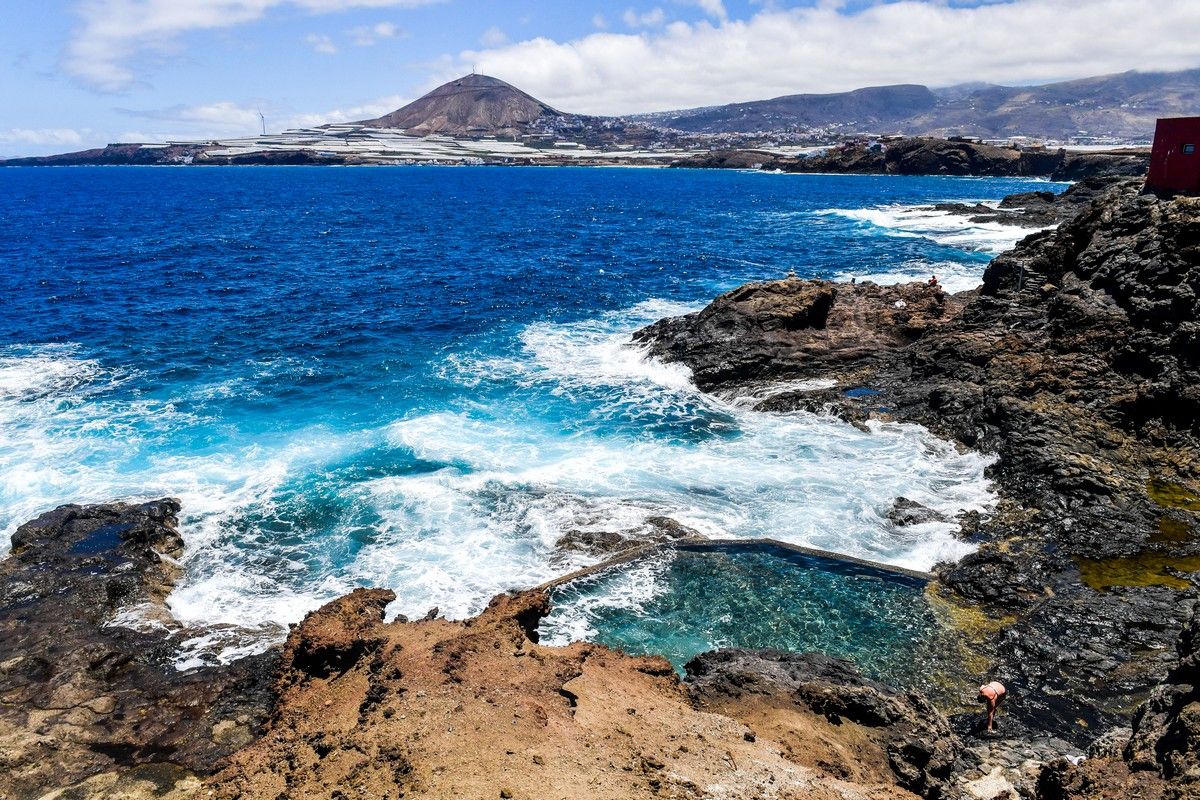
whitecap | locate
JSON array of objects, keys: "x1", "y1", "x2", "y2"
[{"x1": 815, "y1": 203, "x2": 1049, "y2": 257}]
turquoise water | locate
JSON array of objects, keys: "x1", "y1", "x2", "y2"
[
  {"x1": 0, "y1": 166, "x2": 1061, "y2": 663},
  {"x1": 540, "y1": 543, "x2": 949, "y2": 695}
]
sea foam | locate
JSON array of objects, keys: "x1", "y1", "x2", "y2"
[{"x1": 2, "y1": 299, "x2": 996, "y2": 666}]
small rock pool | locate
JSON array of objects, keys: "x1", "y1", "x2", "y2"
[{"x1": 538, "y1": 542, "x2": 971, "y2": 703}]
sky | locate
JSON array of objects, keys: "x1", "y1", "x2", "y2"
[{"x1": 3, "y1": 0, "x2": 1200, "y2": 157}]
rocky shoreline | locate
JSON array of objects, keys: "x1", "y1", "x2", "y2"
[
  {"x1": 634, "y1": 177, "x2": 1200, "y2": 796},
  {"x1": 2, "y1": 177, "x2": 1197, "y2": 800},
  {"x1": 671, "y1": 138, "x2": 1151, "y2": 181},
  {"x1": 0, "y1": 500, "x2": 276, "y2": 799}
]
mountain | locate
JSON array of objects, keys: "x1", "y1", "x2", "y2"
[
  {"x1": 639, "y1": 84, "x2": 939, "y2": 134},
  {"x1": 636, "y1": 69, "x2": 1200, "y2": 141},
  {"x1": 359, "y1": 73, "x2": 577, "y2": 137}
]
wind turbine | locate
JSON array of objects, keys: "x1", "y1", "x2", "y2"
[{"x1": 257, "y1": 111, "x2": 266, "y2": 136}]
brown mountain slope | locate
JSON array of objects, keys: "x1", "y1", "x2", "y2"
[{"x1": 359, "y1": 73, "x2": 567, "y2": 136}]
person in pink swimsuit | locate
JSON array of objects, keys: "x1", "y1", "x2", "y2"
[{"x1": 979, "y1": 681, "x2": 1006, "y2": 732}]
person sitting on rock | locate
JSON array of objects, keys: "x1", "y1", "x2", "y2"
[
  {"x1": 928, "y1": 274, "x2": 939, "y2": 288},
  {"x1": 979, "y1": 680, "x2": 1006, "y2": 732}
]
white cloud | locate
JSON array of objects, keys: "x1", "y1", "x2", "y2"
[
  {"x1": 592, "y1": 14, "x2": 607, "y2": 29},
  {"x1": 455, "y1": 0, "x2": 1200, "y2": 115},
  {"x1": 349, "y1": 21, "x2": 404, "y2": 45},
  {"x1": 622, "y1": 7, "x2": 667, "y2": 28},
  {"x1": 689, "y1": 0, "x2": 726, "y2": 21},
  {"x1": 103, "y1": 95, "x2": 406, "y2": 142},
  {"x1": 281, "y1": 94, "x2": 408, "y2": 128},
  {"x1": 305, "y1": 33, "x2": 339, "y2": 54},
  {"x1": 0, "y1": 128, "x2": 87, "y2": 146},
  {"x1": 480, "y1": 26, "x2": 508, "y2": 47},
  {"x1": 63, "y1": 0, "x2": 444, "y2": 91},
  {"x1": 119, "y1": 101, "x2": 263, "y2": 129}
]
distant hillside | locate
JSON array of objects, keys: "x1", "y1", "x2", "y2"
[
  {"x1": 636, "y1": 69, "x2": 1200, "y2": 141},
  {"x1": 638, "y1": 85, "x2": 938, "y2": 134},
  {"x1": 360, "y1": 74, "x2": 582, "y2": 137}
]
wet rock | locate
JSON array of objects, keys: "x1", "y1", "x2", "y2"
[
  {"x1": 932, "y1": 178, "x2": 1134, "y2": 228},
  {"x1": 634, "y1": 277, "x2": 960, "y2": 391},
  {"x1": 635, "y1": 180, "x2": 1200, "y2": 771},
  {"x1": 554, "y1": 516, "x2": 700, "y2": 558},
  {"x1": 686, "y1": 649, "x2": 960, "y2": 797},
  {"x1": 1124, "y1": 606, "x2": 1200, "y2": 782},
  {"x1": 1034, "y1": 608, "x2": 1200, "y2": 798},
  {"x1": 888, "y1": 497, "x2": 948, "y2": 527},
  {"x1": 0, "y1": 500, "x2": 276, "y2": 799}
]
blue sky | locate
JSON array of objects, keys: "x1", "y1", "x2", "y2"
[{"x1": 4, "y1": 0, "x2": 1200, "y2": 157}]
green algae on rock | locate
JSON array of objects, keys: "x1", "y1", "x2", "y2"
[
  {"x1": 1076, "y1": 552, "x2": 1200, "y2": 591},
  {"x1": 1147, "y1": 478, "x2": 1200, "y2": 512}
]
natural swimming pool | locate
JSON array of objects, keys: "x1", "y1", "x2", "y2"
[{"x1": 539, "y1": 541, "x2": 971, "y2": 702}]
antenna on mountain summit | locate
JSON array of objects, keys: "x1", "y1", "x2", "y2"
[{"x1": 257, "y1": 111, "x2": 266, "y2": 136}]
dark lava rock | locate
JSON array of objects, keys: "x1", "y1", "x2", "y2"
[
  {"x1": 0, "y1": 500, "x2": 277, "y2": 798},
  {"x1": 673, "y1": 139, "x2": 1150, "y2": 181},
  {"x1": 1124, "y1": 605, "x2": 1200, "y2": 782},
  {"x1": 1050, "y1": 150, "x2": 1154, "y2": 182},
  {"x1": 1036, "y1": 605, "x2": 1200, "y2": 799},
  {"x1": 633, "y1": 277, "x2": 960, "y2": 391},
  {"x1": 933, "y1": 178, "x2": 1134, "y2": 228},
  {"x1": 636, "y1": 180, "x2": 1200, "y2": 761},
  {"x1": 554, "y1": 516, "x2": 701, "y2": 559},
  {"x1": 686, "y1": 649, "x2": 960, "y2": 798},
  {"x1": 888, "y1": 497, "x2": 948, "y2": 527}
]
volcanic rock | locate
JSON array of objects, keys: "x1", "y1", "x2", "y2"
[
  {"x1": 888, "y1": 498, "x2": 949, "y2": 527},
  {"x1": 555, "y1": 515, "x2": 701, "y2": 558},
  {"x1": 686, "y1": 649, "x2": 961, "y2": 798},
  {"x1": 0, "y1": 500, "x2": 276, "y2": 799},
  {"x1": 1036, "y1": 605, "x2": 1200, "y2": 799},
  {"x1": 208, "y1": 589, "x2": 922, "y2": 800},
  {"x1": 360, "y1": 73, "x2": 571, "y2": 137},
  {"x1": 633, "y1": 277, "x2": 962, "y2": 391},
  {"x1": 634, "y1": 179, "x2": 1200, "y2": 758},
  {"x1": 672, "y1": 139, "x2": 1151, "y2": 181}
]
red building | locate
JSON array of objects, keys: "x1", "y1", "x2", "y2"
[{"x1": 1146, "y1": 116, "x2": 1200, "y2": 192}]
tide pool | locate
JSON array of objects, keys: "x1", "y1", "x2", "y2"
[{"x1": 539, "y1": 542, "x2": 960, "y2": 699}]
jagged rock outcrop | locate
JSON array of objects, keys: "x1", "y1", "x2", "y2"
[
  {"x1": 687, "y1": 649, "x2": 961, "y2": 798},
  {"x1": 1037, "y1": 606, "x2": 1200, "y2": 799},
  {"x1": 633, "y1": 278, "x2": 963, "y2": 391},
  {"x1": 0, "y1": 500, "x2": 276, "y2": 800},
  {"x1": 633, "y1": 180, "x2": 1200, "y2": 757},
  {"x1": 554, "y1": 516, "x2": 701, "y2": 559},
  {"x1": 672, "y1": 139, "x2": 1150, "y2": 180},
  {"x1": 209, "y1": 588, "x2": 934, "y2": 799},
  {"x1": 1125, "y1": 606, "x2": 1200, "y2": 785},
  {"x1": 934, "y1": 177, "x2": 1132, "y2": 228},
  {"x1": 0, "y1": 500, "x2": 963, "y2": 800}
]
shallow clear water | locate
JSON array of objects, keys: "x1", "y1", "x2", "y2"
[
  {"x1": 0, "y1": 166, "x2": 1062, "y2": 662},
  {"x1": 540, "y1": 543, "x2": 949, "y2": 695}
]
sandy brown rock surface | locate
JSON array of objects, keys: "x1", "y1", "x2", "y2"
[{"x1": 209, "y1": 588, "x2": 938, "y2": 800}]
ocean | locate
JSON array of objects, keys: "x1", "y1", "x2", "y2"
[{"x1": 0, "y1": 165, "x2": 1063, "y2": 666}]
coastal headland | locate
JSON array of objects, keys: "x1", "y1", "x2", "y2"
[
  {"x1": 1, "y1": 173, "x2": 1197, "y2": 799},
  {"x1": 0, "y1": 72, "x2": 1164, "y2": 174}
]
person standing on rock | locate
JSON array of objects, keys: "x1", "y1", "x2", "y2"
[{"x1": 979, "y1": 680, "x2": 1006, "y2": 733}]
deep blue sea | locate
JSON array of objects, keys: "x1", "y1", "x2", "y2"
[{"x1": 0, "y1": 166, "x2": 1063, "y2": 665}]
